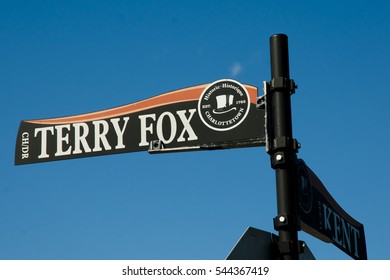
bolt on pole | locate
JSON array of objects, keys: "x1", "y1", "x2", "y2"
[{"x1": 268, "y1": 34, "x2": 300, "y2": 260}]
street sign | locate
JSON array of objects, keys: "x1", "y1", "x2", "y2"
[
  {"x1": 226, "y1": 227, "x2": 315, "y2": 260},
  {"x1": 15, "y1": 79, "x2": 265, "y2": 165},
  {"x1": 227, "y1": 227, "x2": 277, "y2": 260},
  {"x1": 296, "y1": 159, "x2": 367, "y2": 260}
]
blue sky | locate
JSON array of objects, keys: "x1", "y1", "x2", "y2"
[{"x1": 1, "y1": 0, "x2": 390, "y2": 260}]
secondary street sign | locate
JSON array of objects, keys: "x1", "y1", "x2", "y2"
[
  {"x1": 15, "y1": 79, "x2": 265, "y2": 165},
  {"x1": 227, "y1": 227, "x2": 277, "y2": 260},
  {"x1": 296, "y1": 159, "x2": 367, "y2": 260},
  {"x1": 226, "y1": 227, "x2": 315, "y2": 260}
]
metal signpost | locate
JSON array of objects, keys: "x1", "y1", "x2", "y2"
[
  {"x1": 14, "y1": 34, "x2": 367, "y2": 260},
  {"x1": 266, "y1": 34, "x2": 301, "y2": 260}
]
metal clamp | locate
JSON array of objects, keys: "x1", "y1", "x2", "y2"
[
  {"x1": 269, "y1": 136, "x2": 301, "y2": 153},
  {"x1": 256, "y1": 95, "x2": 266, "y2": 110},
  {"x1": 273, "y1": 214, "x2": 301, "y2": 231},
  {"x1": 276, "y1": 240, "x2": 305, "y2": 256},
  {"x1": 268, "y1": 137, "x2": 301, "y2": 169},
  {"x1": 148, "y1": 140, "x2": 165, "y2": 152},
  {"x1": 270, "y1": 77, "x2": 298, "y2": 94},
  {"x1": 271, "y1": 151, "x2": 287, "y2": 169}
]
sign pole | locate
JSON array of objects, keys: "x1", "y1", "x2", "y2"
[{"x1": 268, "y1": 34, "x2": 300, "y2": 259}]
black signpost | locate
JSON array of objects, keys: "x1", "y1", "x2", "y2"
[
  {"x1": 266, "y1": 34, "x2": 300, "y2": 259},
  {"x1": 14, "y1": 34, "x2": 367, "y2": 260},
  {"x1": 263, "y1": 35, "x2": 366, "y2": 259}
]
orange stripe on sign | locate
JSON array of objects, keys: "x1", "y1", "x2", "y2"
[{"x1": 26, "y1": 83, "x2": 258, "y2": 125}]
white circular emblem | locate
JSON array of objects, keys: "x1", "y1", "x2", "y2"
[{"x1": 198, "y1": 79, "x2": 250, "y2": 131}]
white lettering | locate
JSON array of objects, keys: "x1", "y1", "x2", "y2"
[
  {"x1": 21, "y1": 132, "x2": 29, "y2": 159},
  {"x1": 157, "y1": 112, "x2": 176, "y2": 144},
  {"x1": 34, "y1": 126, "x2": 54, "y2": 159},
  {"x1": 92, "y1": 120, "x2": 111, "y2": 152},
  {"x1": 54, "y1": 124, "x2": 72, "y2": 156},
  {"x1": 32, "y1": 110, "x2": 197, "y2": 160},
  {"x1": 111, "y1": 117, "x2": 129, "y2": 149},
  {"x1": 73, "y1": 122, "x2": 91, "y2": 154},
  {"x1": 351, "y1": 226, "x2": 360, "y2": 258},
  {"x1": 341, "y1": 218, "x2": 352, "y2": 254},
  {"x1": 138, "y1": 110, "x2": 198, "y2": 146},
  {"x1": 323, "y1": 204, "x2": 332, "y2": 231},
  {"x1": 322, "y1": 203, "x2": 362, "y2": 259},
  {"x1": 176, "y1": 109, "x2": 198, "y2": 142},
  {"x1": 333, "y1": 212, "x2": 342, "y2": 246},
  {"x1": 139, "y1": 114, "x2": 156, "y2": 146}
]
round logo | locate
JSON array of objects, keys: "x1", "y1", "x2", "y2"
[
  {"x1": 297, "y1": 160, "x2": 313, "y2": 214},
  {"x1": 198, "y1": 79, "x2": 250, "y2": 131}
]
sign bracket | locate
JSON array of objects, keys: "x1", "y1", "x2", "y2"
[{"x1": 148, "y1": 138, "x2": 266, "y2": 154}]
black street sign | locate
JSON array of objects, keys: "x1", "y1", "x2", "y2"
[
  {"x1": 296, "y1": 159, "x2": 367, "y2": 260},
  {"x1": 15, "y1": 79, "x2": 265, "y2": 165}
]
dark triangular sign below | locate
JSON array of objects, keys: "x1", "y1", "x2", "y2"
[{"x1": 226, "y1": 227, "x2": 315, "y2": 260}]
